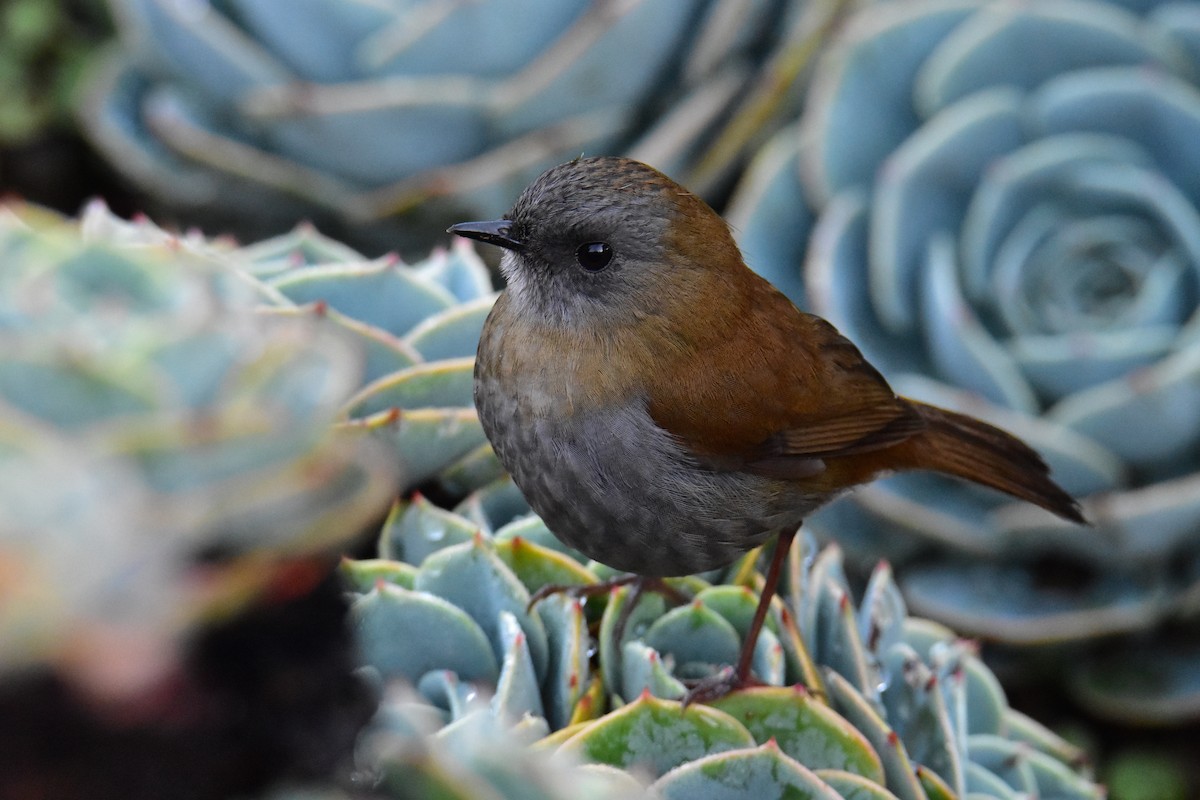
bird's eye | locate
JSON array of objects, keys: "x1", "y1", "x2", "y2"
[{"x1": 575, "y1": 241, "x2": 613, "y2": 272}]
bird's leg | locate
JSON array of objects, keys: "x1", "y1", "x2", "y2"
[{"x1": 683, "y1": 526, "x2": 798, "y2": 706}]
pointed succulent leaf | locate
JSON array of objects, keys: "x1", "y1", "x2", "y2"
[
  {"x1": 378, "y1": 494, "x2": 479, "y2": 566},
  {"x1": 342, "y1": 357, "x2": 476, "y2": 418},
  {"x1": 915, "y1": 764, "x2": 956, "y2": 800},
  {"x1": 651, "y1": 741, "x2": 842, "y2": 800},
  {"x1": 964, "y1": 761, "x2": 1019, "y2": 798},
  {"x1": 494, "y1": 514, "x2": 588, "y2": 562},
  {"x1": 406, "y1": 241, "x2": 494, "y2": 301},
  {"x1": 695, "y1": 584, "x2": 778, "y2": 640},
  {"x1": 709, "y1": 687, "x2": 885, "y2": 782},
  {"x1": 967, "y1": 734, "x2": 1039, "y2": 795},
  {"x1": 437, "y1": 442, "x2": 506, "y2": 497},
  {"x1": 493, "y1": 535, "x2": 598, "y2": 598},
  {"x1": 266, "y1": 303, "x2": 421, "y2": 386},
  {"x1": 619, "y1": 640, "x2": 687, "y2": 702},
  {"x1": 643, "y1": 599, "x2": 742, "y2": 679},
  {"x1": 350, "y1": 583, "x2": 499, "y2": 685},
  {"x1": 342, "y1": 406, "x2": 486, "y2": 488},
  {"x1": 598, "y1": 586, "x2": 667, "y2": 698},
  {"x1": 1002, "y1": 708, "x2": 1090, "y2": 769},
  {"x1": 339, "y1": 557, "x2": 417, "y2": 592},
  {"x1": 492, "y1": 610, "x2": 545, "y2": 721},
  {"x1": 268, "y1": 260, "x2": 456, "y2": 337},
  {"x1": 233, "y1": 223, "x2": 367, "y2": 277},
  {"x1": 536, "y1": 594, "x2": 590, "y2": 731},
  {"x1": 858, "y1": 561, "x2": 907, "y2": 661},
  {"x1": 453, "y1": 477, "x2": 531, "y2": 533},
  {"x1": 814, "y1": 574, "x2": 874, "y2": 695},
  {"x1": 402, "y1": 296, "x2": 497, "y2": 362},
  {"x1": 1025, "y1": 742, "x2": 1108, "y2": 800},
  {"x1": 900, "y1": 618, "x2": 1006, "y2": 738},
  {"x1": 417, "y1": 670, "x2": 480, "y2": 721},
  {"x1": 414, "y1": 537, "x2": 549, "y2": 678},
  {"x1": 749, "y1": 626, "x2": 786, "y2": 687},
  {"x1": 816, "y1": 769, "x2": 903, "y2": 800},
  {"x1": 569, "y1": 674, "x2": 607, "y2": 728},
  {"x1": 826, "y1": 670, "x2": 925, "y2": 800},
  {"x1": 557, "y1": 692, "x2": 755, "y2": 778},
  {"x1": 879, "y1": 644, "x2": 963, "y2": 795}
]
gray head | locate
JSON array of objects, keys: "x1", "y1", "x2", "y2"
[{"x1": 448, "y1": 156, "x2": 739, "y2": 329}]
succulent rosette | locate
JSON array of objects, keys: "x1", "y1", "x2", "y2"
[
  {"x1": 342, "y1": 484, "x2": 1102, "y2": 799},
  {"x1": 728, "y1": 0, "x2": 1200, "y2": 722},
  {"x1": 81, "y1": 0, "x2": 836, "y2": 251},
  {"x1": 0, "y1": 201, "x2": 396, "y2": 704}
]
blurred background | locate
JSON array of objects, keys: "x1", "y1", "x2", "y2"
[{"x1": 3, "y1": 1, "x2": 1200, "y2": 798}]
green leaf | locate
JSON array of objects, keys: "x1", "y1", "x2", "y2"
[
  {"x1": 493, "y1": 535, "x2": 598, "y2": 597},
  {"x1": 558, "y1": 692, "x2": 755, "y2": 777},
  {"x1": 652, "y1": 741, "x2": 842, "y2": 800},
  {"x1": 710, "y1": 687, "x2": 886, "y2": 783},
  {"x1": 339, "y1": 557, "x2": 417, "y2": 591}
]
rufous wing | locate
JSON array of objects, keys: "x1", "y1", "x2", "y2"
[{"x1": 645, "y1": 279, "x2": 925, "y2": 479}]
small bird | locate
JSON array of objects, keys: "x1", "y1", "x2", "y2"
[{"x1": 450, "y1": 156, "x2": 1083, "y2": 702}]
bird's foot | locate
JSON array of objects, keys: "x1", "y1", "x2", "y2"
[
  {"x1": 681, "y1": 666, "x2": 762, "y2": 707},
  {"x1": 528, "y1": 576, "x2": 693, "y2": 650},
  {"x1": 526, "y1": 574, "x2": 688, "y2": 613}
]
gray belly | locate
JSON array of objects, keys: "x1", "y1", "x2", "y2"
[{"x1": 475, "y1": 378, "x2": 815, "y2": 575}]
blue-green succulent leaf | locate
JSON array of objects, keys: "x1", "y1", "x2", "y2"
[
  {"x1": 826, "y1": 670, "x2": 925, "y2": 800},
  {"x1": 558, "y1": 692, "x2": 755, "y2": 778},
  {"x1": 350, "y1": 584, "x2": 499, "y2": 685},
  {"x1": 651, "y1": 741, "x2": 842, "y2": 800},
  {"x1": 492, "y1": 610, "x2": 545, "y2": 721},
  {"x1": 536, "y1": 594, "x2": 590, "y2": 730},
  {"x1": 710, "y1": 687, "x2": 886, "y2": 782},
  {"x1": 414, "y1": 538, "x2": 549, "y2": 678},
  {"x1": 620, "y1": 640, "x2": 687, "y2": 702},
  {"x1": 343, "y1": 357, "x2": 475, "y2": 419},
  {"x1": 339, "y1": 557, "x2": 417, "y2": 592},
  {"x1": 403, "y1": 296, "x2": 496, "y2": 362},
  {"x1": 269, "y1": 260, "x2": 455, "y2": 337},
  {"x1": 644, "y1": 600, "x2": 741, "y2": 680},
  {"x1": 378, "y1": 494, "x2": 479, "y2": 566}
]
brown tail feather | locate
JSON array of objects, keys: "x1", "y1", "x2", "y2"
[{"x1": 898, "y1": 401, "x2": 1085, "y2": 523}]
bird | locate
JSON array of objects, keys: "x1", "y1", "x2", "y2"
[{"x1": 449, "y1": 155, "x2": 1084, "y2": 703}]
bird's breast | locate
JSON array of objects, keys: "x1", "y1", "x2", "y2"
[{"x1": 473, "y1": 309, "x2": 815, "y2": 574}]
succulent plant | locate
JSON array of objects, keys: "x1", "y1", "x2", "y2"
[
  {"x1": 727, "y1": 0, "x2": 1200, "y2": 724},
  {"x1": 232, "y1": 219, "x2": 502, "y2": 495},
  {"x1": 0, "y1": 199, "x2": 394, "y2": 706},
  {"x1": 344, "y1": 486, "x2": 1102, "y2": 799},
  {"x1": 79, "y1": 0, "x2": 846, "y2": 252}
]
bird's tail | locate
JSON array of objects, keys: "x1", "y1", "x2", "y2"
[{"x1": 900, "y1": 401, "x2": 1085, "y2": 523}]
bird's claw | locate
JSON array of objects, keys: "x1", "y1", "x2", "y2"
[
  {"x1": 681, "y1": 666, "x2": 762, "y2": 707},
  {"x1": 525, "y1": 574, "x2": 643, "y2": 613}
]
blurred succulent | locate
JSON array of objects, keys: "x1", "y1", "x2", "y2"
[
  {"x1": 728, "y1": 0, "x2": 1200, "y2": 723},
  {"x1": 343, "y1": 486, "x2": 1102, "y2": 799},
  {"x1": 228, "y1": 219, "x2": 501, "y2": 494},
  {"x1": 80, "y1": 0, "x2": 847, "y2": 252},
  {"x1": 0, "y1": 199, "x2": 394, "y2": 709},
  {"x1": 0, "y1": 0, "x2": 110, "y2": 144},
  {"x1": 343, "y1": 685, "x2": 644, "y2": 800}
]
